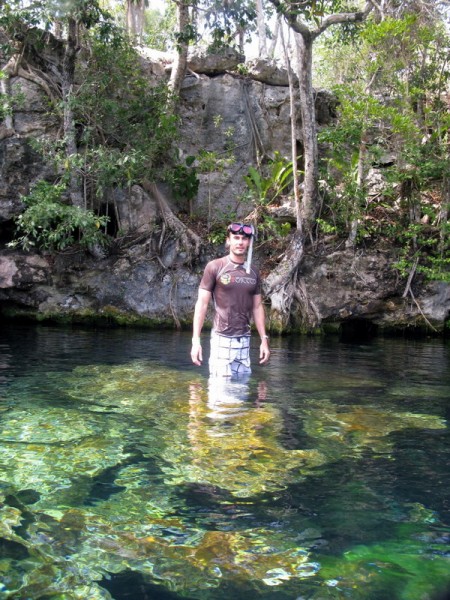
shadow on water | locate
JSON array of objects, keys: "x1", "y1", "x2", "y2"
[{"x1": 0, "y1": 323, "x2": 449, "y2": 599}]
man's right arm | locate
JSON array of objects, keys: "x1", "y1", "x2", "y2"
[{"x1": 191, "y1": 288, "x2": 212, "y2": 366}]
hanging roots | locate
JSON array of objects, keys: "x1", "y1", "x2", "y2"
[
  {"x1": 293, "y1": 278, "x2": 321, "y2": 330},
  {"x1": 142, "y1": 180, "x2": 202, "y2": 263}
]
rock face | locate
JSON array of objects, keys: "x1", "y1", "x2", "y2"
[
  {"x1": 177, "y1": 73, "x2": 334, "y2": 218},
  {"x1": 0, "y1": 253, "x2": 50, "y2": 289},
  {"x1": 1, "y1": 243, "x2": 448, "y2": 334},
  {"x1": 186, "y1": 46, "x2": 245, "y2": 74},
  {"x1": 298, "y1": 250, "x2": 450, "y2": 333},
  {"x1": 0, "y1": 45, "x2": 448, "y2": 334},
  {"x1": 0, "y1": 75, "x2": 59, "y2": 222},
  {"x1": 246, "y1": 58, "x2": 293, "y2": 86}
]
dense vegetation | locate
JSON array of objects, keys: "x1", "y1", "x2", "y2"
[{"x1": 0, "y1": 0, "x2": 448, "y2": 301}]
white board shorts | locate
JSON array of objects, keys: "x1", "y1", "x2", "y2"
[{"x1": 209, "y1": 330, "x2": 252, "y2": 377}]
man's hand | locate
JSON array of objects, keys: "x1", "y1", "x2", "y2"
[
  {"x1": 191, "y1": 339, "x2": 203, "y2": 366},
  {"x1": 259, "y1": 339, "x2": 270, "y2": 364}
]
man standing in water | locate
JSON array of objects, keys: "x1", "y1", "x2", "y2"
[{"x1": 191, "y1": 222, "x2": 270, "y2": 377}]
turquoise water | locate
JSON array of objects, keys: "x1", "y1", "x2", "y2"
[{"x1": 0, "y1": 324, "x2": 449, "y2": 600}]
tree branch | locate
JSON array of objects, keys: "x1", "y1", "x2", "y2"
[
  {"x1": 315, "y1": 2, "x2": 374, "y2": 37},
  {"x1": 268, "y1": 0, "x2": 374, "y2": 39}
]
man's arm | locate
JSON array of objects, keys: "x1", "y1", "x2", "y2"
[
  {"x1": 191, "y1": 288, "x2": 212, "y2": 366},
  {"x1": 253, "y1": 294, "x2": 270, "y2": 364}
]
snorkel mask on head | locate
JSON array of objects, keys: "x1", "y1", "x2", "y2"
[
  {"x1": 227, "y1": 223, "x2": 253, "y2": 237},
  {"x1": 227, "y1": 223, "x2": 255, "y2": 274}
]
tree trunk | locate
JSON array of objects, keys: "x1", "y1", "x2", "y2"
[
  {"x1": 62, "y1": 17, "x2": 83, "y2": 208},
  {"x1": 295, "y1": 31, "x2": 318, "y2": 234},
  {"x1": 168, "y1": 0, "x2": 190, "y2": 101},
  {"x1": 264, "y1": 31, "x2": 318, "y2": 329},
  {"x1": 256, "y1": 0, "x2": 267, "y2": 58},
  {"x1": 439, "y1": 175, "x2": 449, "y2": 255},
  {"x1": 346, "y1": 130, "x2": 368, "y2": 247},
  {"x1": 127, "y1": 0, "x2": 145, "y2": 44},
  {"x1": 263, "y1": 228, "x2": 304, "y2": 330},
  {"x1": 54, "y1": 20, "x2": 63, "y2": 40},
  {"x1": 268, "y1": 18, "x2": 280, "y2": 58},
  {"x1": 280, "y1": 20, "x2": 301, "y2": 232}
]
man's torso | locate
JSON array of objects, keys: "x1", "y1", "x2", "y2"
[{"x1": 199, "y1": 256, "x2": 260, "y2": 337}]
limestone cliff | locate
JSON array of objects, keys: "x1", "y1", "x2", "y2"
[{"x1": 0, "y1": 38, "x2": 448, "y2": 335}]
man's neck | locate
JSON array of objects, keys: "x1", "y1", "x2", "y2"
[{"x1": 229, "y1": 252, "x2": 245, "y2": 265}]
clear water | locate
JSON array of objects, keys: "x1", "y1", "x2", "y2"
[{"x1": 0, "y1": 323, "x2": 449, "y2": 600}]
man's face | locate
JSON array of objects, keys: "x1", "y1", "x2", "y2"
[{"x1": 228, "y1": 233, "x2": 251, "y2": 258}]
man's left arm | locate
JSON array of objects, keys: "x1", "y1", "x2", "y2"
[{"x1": 253, "y1": 294, "x2": 270, "y2": 364}]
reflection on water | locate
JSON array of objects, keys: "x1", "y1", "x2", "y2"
[{"x1": 0, "y1": 324, "x2": 449, "y2": 600}]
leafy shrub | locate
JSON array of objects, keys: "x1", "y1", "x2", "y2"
[{"x1": 8, "y1": 181, "x2": 109, "y2": 252}]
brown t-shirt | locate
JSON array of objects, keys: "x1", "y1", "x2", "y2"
[{"x1": 199, "y1": 256, "x2": 261, "y2": 337}]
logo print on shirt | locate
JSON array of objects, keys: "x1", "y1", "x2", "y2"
[
  {"x1": 220, "y1": 273, "x2": 231, "y2": 285},
  {"x1": 235, "y1": 276, "x2": 256, "y2": 285}
]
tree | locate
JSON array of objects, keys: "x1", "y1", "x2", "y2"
[
  {"x1": 144, "y1": 4, "x2": 176, "y2": 50},
  {"x1": 262, "y1": 0, "x2": 374, "y2": 330},
  {"x1": 198, "y1": 0, "x2": 257, "y2": 53},
  {"x1": 318, "y1": 8, "x2": 450, "y2": 291},
  {"x1": 270, "y1": 0, "x2": 373, "y2": 234},
  {"x1": 256, "y1": 0, "x2": 268, "y2": 57},
  {"x1": 126, "y1": 0, "x2": 147, "y2": 44},
  {"x1": 168, "y1": 0, "x2": 194, "y2": 99},
  {"x1": 62, "y1": 14, "x2": 83, "y2": 207},
  {"x1": 1, "y1": 1, "x2": 115, "y2": 208}
]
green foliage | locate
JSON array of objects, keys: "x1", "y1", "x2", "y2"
[
  {"x1": 73, "y1": 39, "x2": 177, "y2": 175},
  {"x1": 201, "y1": 0, "x2": 256, "y2": 50},
  {"x1": 316, "y1": 218, "x2": 337, "y2": 235},
  {"x1": 394, "y1": 218, "x2": 450, "y2": 283},
  {"x1": 0, "y1": 71, "x2": 13, "y2": 121},
  {"x1": 316, "y1": 12, "x2": 450, "y2": 283},
  {"x1": 0, "y1": 1, "x2": 53, "y2": 43},
  {"x1": 235, "y1": 62, "x2": 250, "y2": 76},
  {"x1": 206, "y1": 209, "x2": 239, "y2": 245},
  {"x1": 1, "y1": 0, "x2": 171, "y2": 213},
  {"x1": 194, "y1": 116, "x2": 237, "y2": 175},
  {"x1": 166, "y1": 155, "x2": 200, "y2": 210},
  {"x1": 279, "y1": 221, "x2": 292, "y2": 236},
  {"x1": 207, "y1": 227, "x2": 227, "y2": 245},
  {"x1": 260, "y1": 215, "x2": 292, "y2": 241},
  {"x1": 8, "y1": 181, "x2": 109, "y2": 252},
  {"x1": 196, "y1": 148, "x2": 236, "y2": 173},
  {"x1": 173, "y1": 22, "x2": 198, "y2": 50},
  {"x1": 27, "y1": 35, "x2": 178, "y2": 206},
  {"x1": 0, "y1": 0, "x2": 115, "y2": 44},
  {"x1": 143, "y1": 4, "x2": 176, "y2": 51},
  {"x1": 244, "y1": 152, "x2": 296, "y2": 205}
]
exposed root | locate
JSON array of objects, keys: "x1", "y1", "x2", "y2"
[
  {"x1": 268, "y1": 278, "x2": 296, "y2": 329},
  {"x1": 293, "y1": 278, "x2": 321, "y2": 329},
  {"x1": 263, "y1": 229, "x2": 322, "y2": 331},
  {"x1": 409, "y1": 288, "x2": 438, "y2": 332},
  {"x1": 400, "y1": 255, "x2": 437, "y2": 331},
  {"x1": 17, "y1": 63, "x2": 60, "y2": 102},
  {"x1": 264, "y1": 229, "x2": 304, "y2": 296},
  {"x1": 142, "y1": 180, "x2": 202, "y2": 263},
  {"x1": 242, "y1": 80, "x2": 266, "y2": 161},
  {"x1": 3, "y1": 52, "x2": 60, "y2": 103},
  {"x1": 402, "y1": 256, "x2": 419, "y2": 299}
]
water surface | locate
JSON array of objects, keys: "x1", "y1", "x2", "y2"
[{"x1": 0, "y1": 324, "x2": 449, "y2": 600}]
